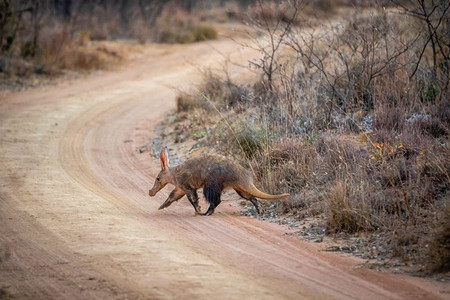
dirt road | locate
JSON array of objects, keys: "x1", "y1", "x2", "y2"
[{"x1": 0, "y1": 38, "x2": 448, "y2": 299}]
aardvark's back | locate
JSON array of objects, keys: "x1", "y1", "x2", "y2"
[{"x1": 173, "y1": 154, "x2": 249, "y2": 190}]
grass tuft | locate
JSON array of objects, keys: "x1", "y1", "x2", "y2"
[{"x1": 427, "y1": 204, "x2": 450, "y2": 273}]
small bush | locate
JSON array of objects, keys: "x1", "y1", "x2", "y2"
[
  {"x1": 192, "y1": 23, "x2": 218, "y2": 41},
  {"x1": 268, "y1": 140, "x2": 318, "y2": 189},
  {"x1": 239, "y1": 139, "x2": 320, "y2": 203},
  {"x1": 418, "y1": 77, "x2": 439, "y2": 103},
  {"x1": 327, "y1": 181, "x2": 361, "y2": 233},
  {"x1": 414, "y1": 117, "x2": 448, "y2": 138},
  {"x1": 233, "y1": 125, "x2": 266, "y2": 159},
  {"x1": 177, "y1": 92, "x2": 200, "y2": 112},
  {"x1": 196, "y1": 72, "x2": 251, "y2": 110},
  {"x1": 2, "y1": 58, "x2": 34, "y2": 77},
  {"x1": 247, "y1": 1, "x2": 310, "y2": 26},
  {"x1": 427, "y1": 204, "x2": 450, "y2": 272},
  {"x1": 158, "y1": 26, "x2": 195, "y2": 44},
  {"x1": 373, "y1": 106, "x2": 405, "y2": 133},
  {"x1": 156, "y1": 8, "x2": 218, "y2": 44},
  {"x1": 431, "y1": 100, "x2": 450, "y2": 127},
  {"x1": 63, "y1": 48, "x2": 101, "y2": 71}
]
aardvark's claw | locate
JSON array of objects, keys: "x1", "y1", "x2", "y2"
[{"x1": 159, "y1": 199, "x2": 173, "y2": 210}]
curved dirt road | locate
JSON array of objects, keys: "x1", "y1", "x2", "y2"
[{"x1": 0, "y1": 39, "x2": 448, "y2": 299}]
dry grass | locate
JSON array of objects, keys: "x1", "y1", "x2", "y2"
[
  {"x1": 3, "y1": 32, "x2": 126, "y2": 76},
  {"x1": 327, "y1": 181, "x2": 364, "y2": 233},
  {"x1": 247, "y1": 0, "x2": 343, "y2": 26},
  {"x1": 156, "y1": 8, "x2": 218, "y2": 44},
  {"x1": 163, "y1": 2, "x2": 450, "y2": 273},
  {"x1": 1, "y1": 18, "x2": 132, "y2": 90},
  {"x1": 427, "y1": 204, "x2": 450, "y2": 272},
  {"x1": 157, "y1": 22, "x2": 218, "y2": 44}
]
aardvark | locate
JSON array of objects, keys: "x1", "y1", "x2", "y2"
[{"x1": 149, "y1": 147, "x2": 289, "y2": 216}]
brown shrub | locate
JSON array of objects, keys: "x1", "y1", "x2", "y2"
[
  {"x1": 427, "y1": 204, "x2": 450, "y2": 272},
  {"x1": 192, "y1": 23, "x2": 218, "y2": 41},
  {"x1": 413, "y1": 117, "x2": 448, "y2": 138},
  {"x1": 233, "y1": 125, "x2": 266, "y2": 159},
  {"x1": 196, "y1": 72, "x2": 251, "y2": 110},
  {"x1": 2, "y1": 58, "x2": 34, "y2": 77},
  {"x1": 327, "y1": 181, "x2": 367, "y2": 234},
  {"x1": 246, "y1": 0, "x2": 337, "y2": 26},
  {"x1": 255, "y1": 139, "x2": 319, "y2": 192},
  {"x1": 156, "y1": 8, "x2": 217, "y2": 44},
  {"x1": 67, "y1": 48, "x2": 104, "y2": 70},
  {"x1": 431, "y1": 100, "x2": 450, "y2": 127},
  {"x1": 317, "y1": 135, "x2": 366, "y2": 180},
  {"x1": 373, "y1": 105, "x2": 405, "y2": 133},
  {"x1": 176, "y1": 92, "x2": 205, "y2": 112}
]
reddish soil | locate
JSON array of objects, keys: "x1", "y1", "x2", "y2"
[{"x1": 0, "y1": 38, "x2": 448, "y2": 299}]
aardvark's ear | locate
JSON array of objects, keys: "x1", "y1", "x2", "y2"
[{"x1": 160, "y1": 147, "x2": 170, "y2": 170}]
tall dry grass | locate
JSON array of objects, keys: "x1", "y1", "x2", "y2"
[{"x1": 168, "y1": 1, "x2": 449, "y2": 273}]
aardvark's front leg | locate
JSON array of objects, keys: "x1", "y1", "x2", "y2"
[
  {"x1": 185, "y1": 188, "x2": 202, "y2": 215},
  {"x1": 159, "y1": 188, "x2": 185, "y2": 210}
]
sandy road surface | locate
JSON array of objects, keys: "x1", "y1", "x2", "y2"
[{"x1": 0, "y1": 38, "x2": 448, "y2": 299}]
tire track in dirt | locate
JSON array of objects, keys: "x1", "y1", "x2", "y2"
[
  {"x1": 58, "y1": 82, "x2": 287, "y2": 299},
  {"x1": 1, "y1": 38, "x2": 448, "y2": 299}
]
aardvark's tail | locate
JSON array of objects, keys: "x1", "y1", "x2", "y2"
[{"x1": 247, "y1": 183, "x2": 289, "y2": 200}]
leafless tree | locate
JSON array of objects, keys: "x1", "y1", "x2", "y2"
[
  {"x1": 248, "y1": 0, "x2": 304, "y2": 93},
  {"x1": 391, "y1": 0, "x2": 450, "y2": 94}
]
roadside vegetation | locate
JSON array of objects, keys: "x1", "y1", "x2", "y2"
[
  {"x1": 162, "y1": 0, "x2": 450, "y2": 274},
  {"x1": 0, "y1": 0, "x2": 233, "y2": 90}
]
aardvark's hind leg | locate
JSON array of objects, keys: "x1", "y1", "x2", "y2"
[
  {"x1": 235, "y1": 189, "x2": 261, "y2": 214},
  {"x1": 202, "y1": 183, "x2": 222, "y2": 216}
]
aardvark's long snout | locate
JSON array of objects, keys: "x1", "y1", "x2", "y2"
[{"x1": 149, "y1": 189, "x2": 156, "y2": 197}]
